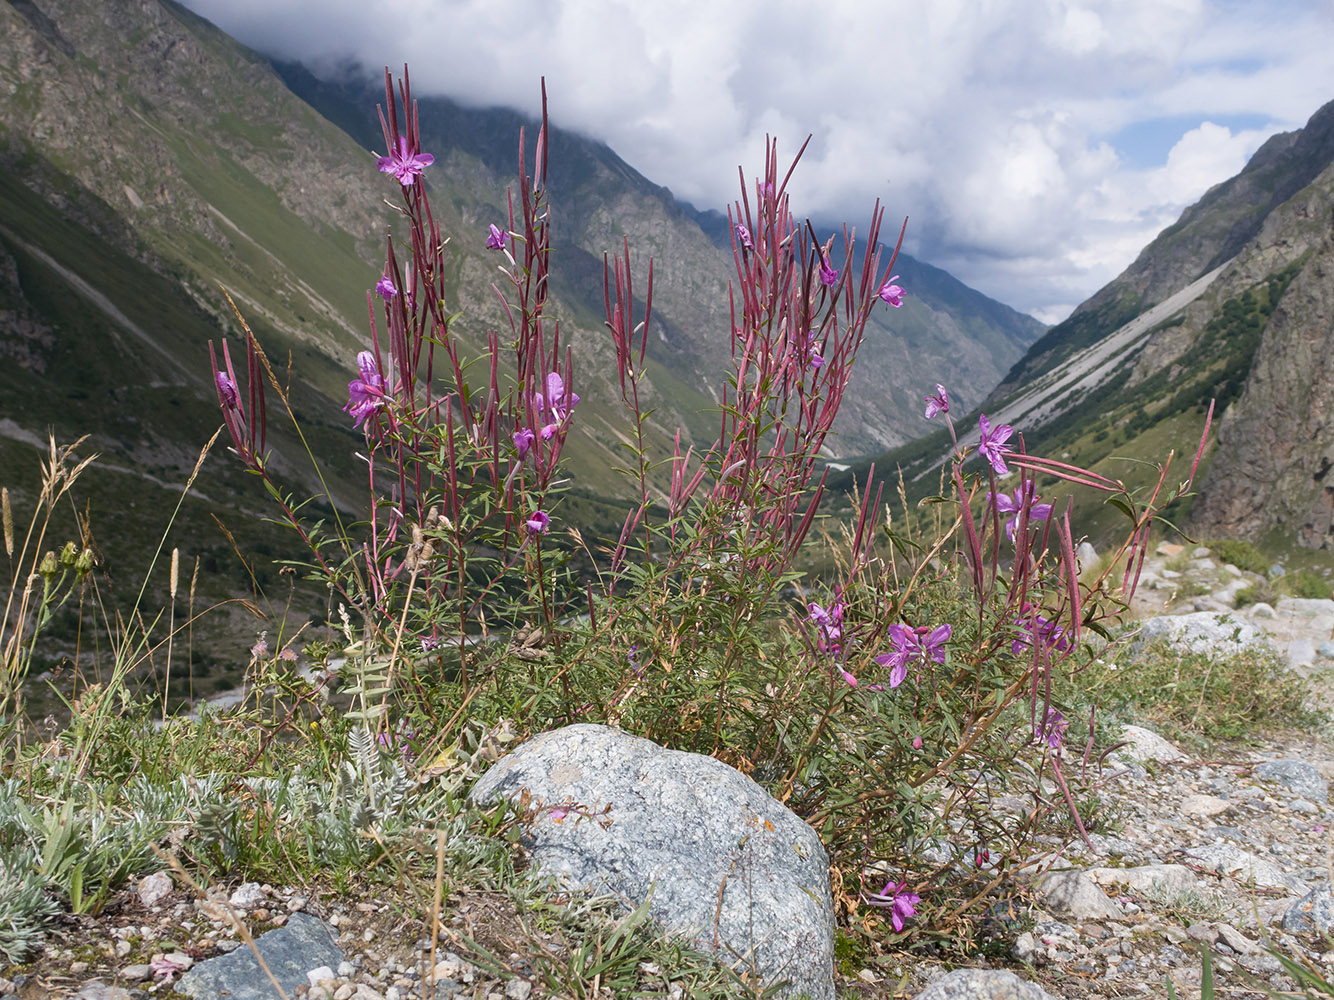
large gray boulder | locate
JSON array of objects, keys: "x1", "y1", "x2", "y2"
[
  {"x1": 468, "y1": 724, "x2": 835, "y2": 999},
  {"x1": 1133, "y1": 612, "x2": 1269, "y2": 656}
]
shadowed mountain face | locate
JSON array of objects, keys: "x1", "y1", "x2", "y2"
[{"x1": 0, "y1": 0, "x2": 1044, "y2": 578}]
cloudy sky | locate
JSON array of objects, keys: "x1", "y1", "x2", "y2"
[{"x1": 182, "y1": 0, "x2": 1334, "y2": 323}]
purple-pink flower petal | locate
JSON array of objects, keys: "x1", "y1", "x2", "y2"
[
  {"x1": 377, "y1": 136, "x2": 435, "y2": 186},
  {"x1": 924, "y1": 383, "x2": 949, "y2": 419},
  {"x1": 879, "y1": 276, "x2": 905, "y2": 307}
]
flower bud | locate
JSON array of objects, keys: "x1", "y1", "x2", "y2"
[
  {"x1": 38, "y1": 551, "x2": 59, "y2": 579},
  {"x1": 60, "y1": 541, "x2": 78, "y2": 567},
  {"x1": 75, "y1": 548, "x2": 95, "y2": 576}
]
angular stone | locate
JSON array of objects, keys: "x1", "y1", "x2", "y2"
[
  {"x1": 229, "y1": 882, "x2": 268, "y2": 909},
  {"x1": 137, "y1": 871, "x2": 173, "y2": 908},
  {"x1": 1215, "y1": 923, "x2": 1257, "y2": 954},
  {"x1": 1114, "y1": 725, "x2": 1187, "y2": 763},
  {"x1": 1180, "y1": 794, "x2": 1233, "y2": 818},
  {"x1": 1035, "y1": 869, "x2": 1121, "y2": 920},
  {"x1": 913, "y1": 968, "x2": 1058, "y2": 999},
  {"x1": 469, "y1": 724, "x2": 834, "y2": 1000},
  {"x1": 1255, "y1": 760, "x2": 1328, "y2": 803},
  {"x1": 1284, "y1": 882, "x2": 1334, "y2": 933},
  {"x1": 177, "y1": 912, "x2": 343, "y2": 1000}
]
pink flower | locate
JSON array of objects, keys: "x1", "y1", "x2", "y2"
[
  {"x1": 377, "y1": 136, "x2": 435, "y2": 185},
  {"x1": 807, "y1": 601, "x2": 845, "y2": 654},
  {"x1": 486, "y1": 224, "x2": 507, "y2": 250},
  {"x1": 840, "y1": 669, "x2": 859, "y2": 688},
  {"x1": 875, "y1": 623, "x2": 951, "y2": 688},
  {"x1": 924, "y1": 384, "x2": 949, "y2": 419},
  {"x1": 345, "y1": 351, "x2": 387, "y2": 428},
  {"x1": 1040, "y1": 707, "x2": 1068, "y2": 750},
  {"x1": 734, "y1": 224, "x2": 754, "y2": 250},
  {"x1": 216, "y1": 372, "x2": 239, "y2": 408},
  {"x1": 513, "y1": 427, "x2": 536, "y2": 459},
  {"x1": 977, "y1": 414, "x2": 1014, "y2": 476},
  {"x1": 987, "y1": 485, "x2": 1052, "y2": 541},
  {"x1": 536, "y1": 372, "x2": 579, "y2": 438},
  {"x1": 819, "y1": 259, "x2": 839, "y2": 288},
  {"x1": 1011, "y1": 604, "x2": 1071, "y2": 658},
  {"x1": 867, "y1": 879, "x2": 920, "y2": 933},
  {"x1": 526, "y1": 510, "x2": 550, "y2": 534},
  {"x1": 810, "y1": 353, "x2": 824, "y2": 369},
  {"x1": 249, "y1": 639, "x2": 269, "y2": 659},
  {"x1": 375, "y1": 275, "x2": 397, "y2": 300},
  {"x1": 150, "y1": 954, "x2": 188, "y2": 979},
  {"x1": 878, "y1": 276, "x2": 905, "y2": 307},
  {"x1": 278, "y1": 647, "x2": 298, "y2": 663},
  {"x1": 912, "y1": 736, "x2": 923, "y2": 750}
]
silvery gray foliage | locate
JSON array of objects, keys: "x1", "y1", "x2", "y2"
[
  {"x1": 0, "y1": 843, "x2": 60, "y2": 962},
  {"x1": 469, "y1": 724, "x2": 836, "y2": 1000}
]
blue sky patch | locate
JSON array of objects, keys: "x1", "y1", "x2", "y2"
[{"x1": 1110, "y1": 113, "x2": 1275, "y2": 169}]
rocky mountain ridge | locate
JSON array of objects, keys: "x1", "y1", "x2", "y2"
[{"x1": 851, "y1": 96, "x2": 1334, "y2": 552}]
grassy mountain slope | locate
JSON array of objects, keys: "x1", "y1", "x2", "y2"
[
  {"x1": 0, "y1": 0, "x2": 1052, "y2": 587},
  {"x1": 275, "y1": 64, "x2": 1045, "y2": 456}
]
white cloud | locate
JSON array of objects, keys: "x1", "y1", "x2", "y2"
[{"x1": 180, "y1": 0, "x2": 1334, "y2": 322}]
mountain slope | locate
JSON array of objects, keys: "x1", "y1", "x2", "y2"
[
  {"x1": 0, "y1": 0, "x2": 1047, "y2": 533},
  {"x1": 839, "y1": 98, "x2": 1334, "y2": 551},
  {"x1": 1186, "y1": 162, "x2": 1334, "y2": 548},
  {"x1": 993, "y1": 99, "x2": 1334, "y2": 399},
  {"x1": 274, "y1": 64, "x2": 1046, "y2": 456}
]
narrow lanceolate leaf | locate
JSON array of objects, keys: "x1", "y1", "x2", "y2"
[{"x1": 2, "y1": 487, "x2": 11, "y2": 558}]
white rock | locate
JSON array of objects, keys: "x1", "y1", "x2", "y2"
[
  {"x1": 1275, "y1": 598, "x2": 1334, "y2": 618},
  {"x1": 470, "y1": 724, "x2": 835, "y2": 1000},
  {"x1": 1180, "y1": 794, "x2": 1234, "y2": 818},
  {"x1": 229, "y1": 882, "x2": 267, "y2": 909},
  {"x1": 137, "y1": 871, "x2": 173, "y2": 908},
  {"x1": 1035, "y1": 870, "x2": 1122, "y2": 921},
  {"x1": 1216, "y1": 923, "x2": 1257, "y2": 954},
  {"x1": 1183, "y1": 845, "x2": 1306, "y2": 893},
  {"x1": 307, "y1": 966, "x2": 337, "y2": 988},
  {"x1": 1288, "y1": 639, "x2": 1317, "y2": 668},
  {"x1": 1115, "y1": 725, "x2": 1187, "y2": 762},
  {"x1": 1135, "y1": 611, "x2": 1269, "y2": 655},
  {"x1": 1249, "y1": 602, "x2": 1276, "y2": 619}
]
